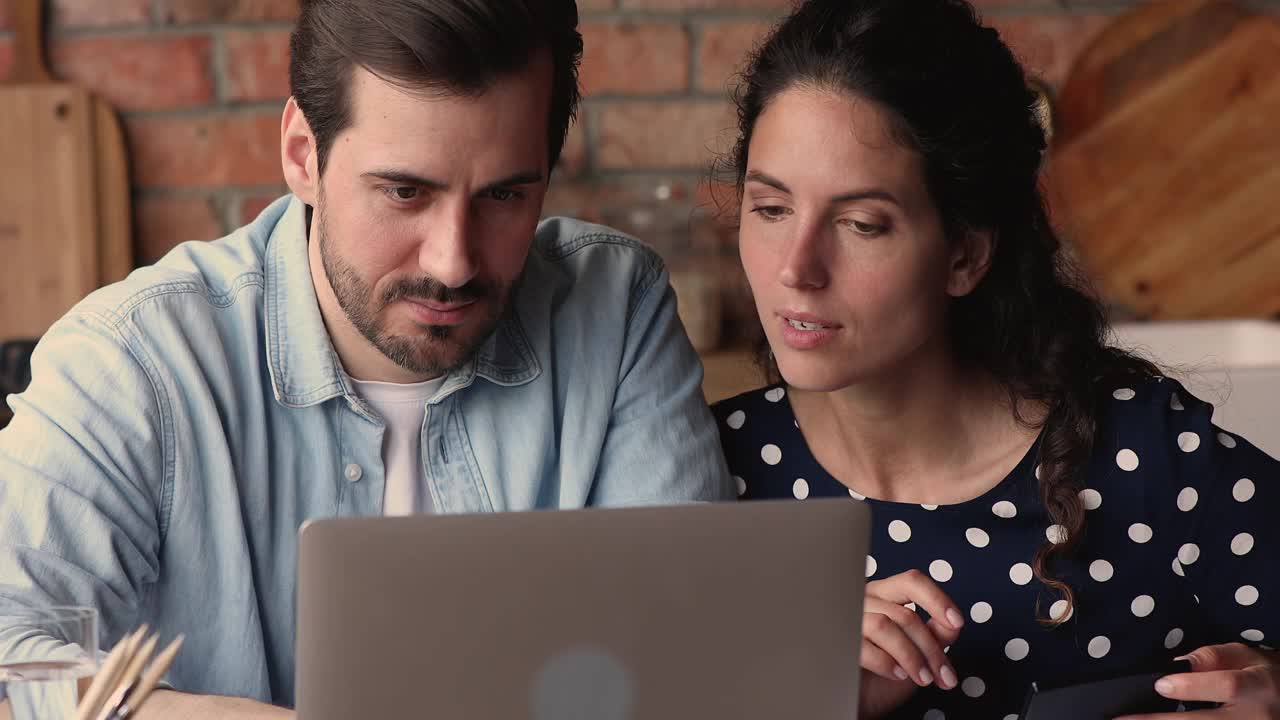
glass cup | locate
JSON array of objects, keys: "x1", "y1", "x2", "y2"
[{"x1": 0, "y1": 606, "x2": 99, "y2": 720}]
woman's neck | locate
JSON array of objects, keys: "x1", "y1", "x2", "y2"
[{"x1": 788, "y1": 344, "x2": 1044, "y2": 505}]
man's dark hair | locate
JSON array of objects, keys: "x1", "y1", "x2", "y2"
[{"x1": 289, "y1": 0, "x2": 583, "y2": 176}]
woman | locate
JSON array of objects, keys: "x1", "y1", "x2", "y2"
[{"x1": 711, "y1": 1, "x2": 1279, "y2": 718}]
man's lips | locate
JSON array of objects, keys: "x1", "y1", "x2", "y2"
[{"x1": 401, "y1": 297, "x2": 477, "y2": 326}]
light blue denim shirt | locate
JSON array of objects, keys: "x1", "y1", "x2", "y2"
[{"x1": 0, "y1": 195, "x2": 732, "y2": 706}]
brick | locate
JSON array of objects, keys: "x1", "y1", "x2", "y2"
[
  {"x1": 127, "y1": 112, "x2": 283, "y2": 188},
  {"x1": 135, "y1": 195, "x2": 224, "y2": 264},
  {"x1": 0, "y1": 37, "x2": 11, "y2": 80},
  {"x1": 51, "y1": 34, "x2": 214, "y2": 111},
  {"x1": 238, "y1": 190, "x2": 290, "y2": 225},
  {"x1": 990, "y1": 13, "x2": 1113, "y2": 87},
  {"x1": 622, "y1": 0, "x2": 792, "y2": 9},
  {"x1": 543, "y1": 175, "x2": 702, "y2": 225},
  {"x1": 51, "y1": 0, "x2": 151, "y2": 27},
  {"x1": 555, "y1": 114, "x2": 589, "y2": 178},
  {"x1": 224, "y1": 29, "x2": 291, "y2": 102},
  {"x1": 580, "y1": 21, "x2": 689, "y2": 96},
  {"x1": 697, "y1": 20, "x2": 775, "y2": 93},
  {"x1": 156, "y1": 0, "x2": 299, "y2": 24},
  {"x1": 597, "y1": 101, "x2": 736, "y2": 170},
  {"x1": 971, "y1": 0, "x2": 1058, "y2": 8}
]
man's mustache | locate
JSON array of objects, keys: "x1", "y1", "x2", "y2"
[{"x1": 381, "y1": 276, "x2": 492, "y2": 306}]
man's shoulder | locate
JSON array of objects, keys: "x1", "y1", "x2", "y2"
[
  {"x1": 70, "y1": 198, "x2": 287, "y2": 330},
  {"x1": 530, "y1": 216, "x2": 666, "y2": 287}
]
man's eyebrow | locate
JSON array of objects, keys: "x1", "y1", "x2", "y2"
[{"x1": 360, "y1": 169, "x2": 545, "y2": 194}]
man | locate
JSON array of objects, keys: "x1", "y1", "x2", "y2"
[{"x1": 0, "y1": 1, "x2": 731, "y2": 716}]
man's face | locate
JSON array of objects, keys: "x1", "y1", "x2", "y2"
[{"x1": 313, "y1": 57, "x2": 552, "y2": 379}]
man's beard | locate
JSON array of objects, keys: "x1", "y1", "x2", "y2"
[{"x1": 316, "y1": 204, "x2": 506, "y2": 378}]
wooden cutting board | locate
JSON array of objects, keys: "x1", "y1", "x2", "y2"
[
  {"x1": 1048, "y1": 0, "x2": 1280, "y2": 319},
  {"x1": 0, "y1": 0, "x2": 132, "y2": 340}
]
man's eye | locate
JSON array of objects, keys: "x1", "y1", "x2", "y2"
[
  {"x1": 487, "y1": 188, "x2": 519, "y2": 202},
  {"x1": 386, "y1": 186, "x2": 418, "y2": 201}
]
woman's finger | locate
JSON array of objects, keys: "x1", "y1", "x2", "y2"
[
  {"x1": 1153, "y1": 665, "x2": 1279, "y2": 705},
  {"x1": 1179, "y1": 643, "x2": 1271, "y2": 672},
  {"x1": 863, "y1": 597, "x2": 957, "y2": 689},
  {"x1": 859, "y1": 638, "x2": 909, "y2": 682},
  {"x1": 866, "y1": 569, "x2": 965, "y2": 632}
]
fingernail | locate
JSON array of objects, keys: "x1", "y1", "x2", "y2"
[
  {"x1": 1155, "y1": 678, "x2": 1175, "y2": 696},
  {"x1": 946, "y1": 608, "x2": 964, "y2": 629},
  {"x1": 893, "y1": 666, "x2": 909, "y2": 681},
  {"x1": 918, "y1": 668, "x2": 933, "y2": 686},
  {"x1": 940, "y1": 665, "x2": 958, "y2": 689}
]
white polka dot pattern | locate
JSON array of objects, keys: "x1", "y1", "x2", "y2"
[
  {"x1": 1088, "y1": 636, "x2": 1111, "y2": 659},
  {"x1": 966, "y1": 528, "x2": 990, "y2": 548},
  {"x1": 971, "y1": 602, "x2": 993, "y2": 624},
  {"x1": 1232, "y1": 533, "x2": 1254, "y2": 556},
  {"x1": 1177, "y1": 432, "x2": 1200, "y2": 452},
  {"x1": 761, "y1": 444, "x2": 782, "y2": 465},
  {"x1": 1005, "y1": 638, "x2": 1029, "y2": 661},
  {"x1": 1176, "y1": 487, "x2": 1198, "y2": 512},
  {"x1": 888, "y1": 520, "x2": 912, "y2": 543},
  {"x1": 1050, "y1": 599, "x2": 1073, "y2": 622},
  {"x1": 792, "y1": 478, "x2": 809, "y2": 499},
  {"x1": 1131, "y1": 595, "x2": 1155, "y2": 617},
  {"x1": 1009, "y1": 563, "x2": 1033, "y2": 586},
  {"x1": 1128, "y1": 523, "x2": 1153, "y2": 543},
  {"x1": 1234, "y1": 478, "x2": 1255, "y2": 502},
  {"x1": 1079, "y1": 488, "x2": 1102, "y2": 510},
  {"x1": 1116, "y1": 449, "x2": 1140, "y2": 471},
  {"x1": 711, "y1": 378, "x2": 1274, "y2": 719}
]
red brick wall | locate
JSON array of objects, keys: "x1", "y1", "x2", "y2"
[{"x1": 0, "y1": 0, "x2": 1275, "y2": 266}]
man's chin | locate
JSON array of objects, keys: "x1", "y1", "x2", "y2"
[{"x1": 375, "y1": 326, "x2": 489, "y2": 377}]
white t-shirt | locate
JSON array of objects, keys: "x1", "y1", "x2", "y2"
[{"x1": 349, "y1": 375, "x2": 446, "y2": 516}]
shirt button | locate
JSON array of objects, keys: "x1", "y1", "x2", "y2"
[{"x1": 344, "y1": 463, "x2": 363, "y2": 482}]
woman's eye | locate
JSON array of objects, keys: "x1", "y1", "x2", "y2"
[
  {"x1": 848, "y1": 220, "x2": 887, "y2": 236},
  {"x1": 751, "y1": 205, "x2": 791, "y2": 221}
]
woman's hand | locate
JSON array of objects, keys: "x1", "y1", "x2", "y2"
[
  {"x1": 1116, "y1": 643, "x2": 1279, "y2": 719},
  {"x1": 859, "y1": 569, "x2": 964, "y2": 719}
]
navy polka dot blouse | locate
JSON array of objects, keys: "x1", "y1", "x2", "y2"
[{"x1": 713, "y1": 376, "x2": 1277, "y2": 720}]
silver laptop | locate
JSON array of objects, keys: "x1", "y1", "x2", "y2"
[{"x1": 295, "y1": 499, "x2": 869, "y2": 719}]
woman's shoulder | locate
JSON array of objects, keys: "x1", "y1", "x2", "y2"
[
  {"x1": 711, "y1": 385, "x2": 813, "y2": 485},
  {"x1": 1087, "y1": 373, "x2": 1275, "y2": 496},
  {"x1": 710, "y1": 384, "x2": 793, "y2": 427}
]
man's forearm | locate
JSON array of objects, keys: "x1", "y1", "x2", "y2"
[
  {"x1": 0, "y1": 691, "x2": 293, "y2": 720},
  {"x1": 134, "y1": 690, "x2": 293, "y2": 719}
]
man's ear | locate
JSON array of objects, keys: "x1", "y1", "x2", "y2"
[
  {"x1": 946, "y1": 228, "x2": 995, "y2": 297},
  {"x1": 281, "y1": 97, "x2": 320, "y2": 205}
]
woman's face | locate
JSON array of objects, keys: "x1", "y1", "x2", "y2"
[{"x1": 739, "y1": 86, "x2": 984, "y2": 392}]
